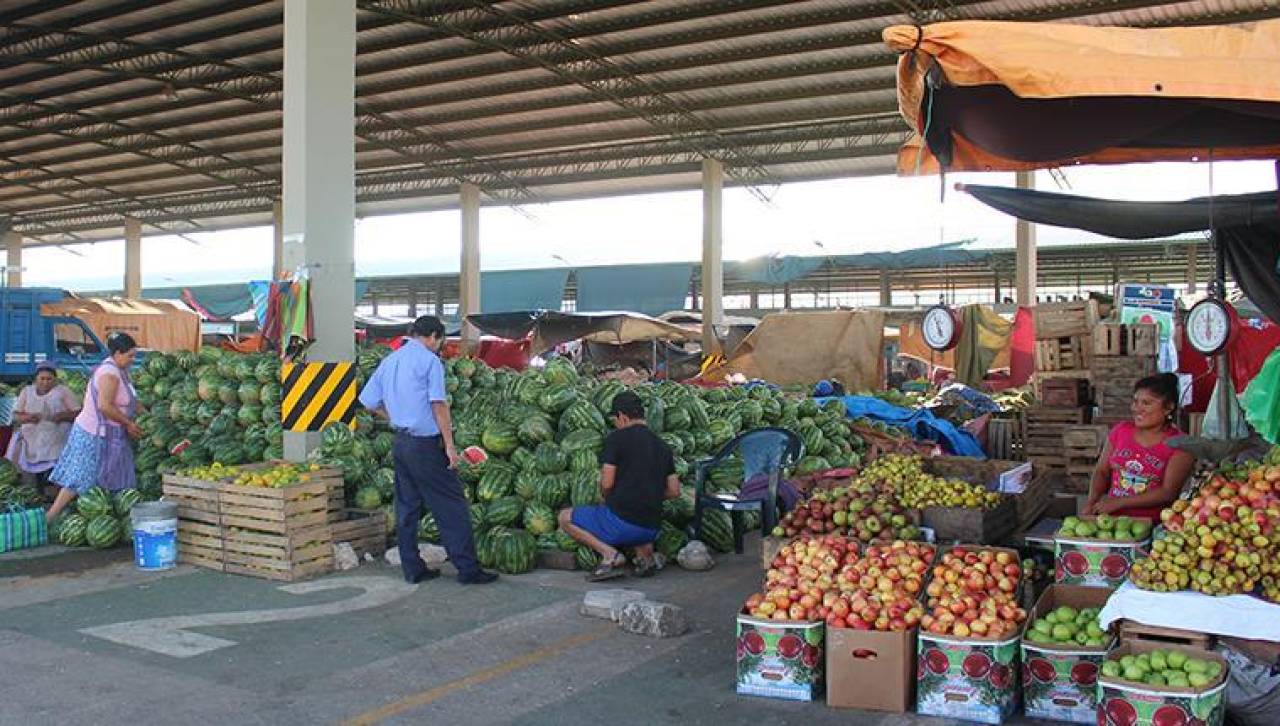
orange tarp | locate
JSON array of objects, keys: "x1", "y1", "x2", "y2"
[
  {"x1": 41, "y1": 297, "x2": 201, "y2": 353},
  {"x1": 884, "y1": 19, "x2": 1280, "y2": 174}
]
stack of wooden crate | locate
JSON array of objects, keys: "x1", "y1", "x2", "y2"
[
  {"x1": 1023, "y1": 407, "x2": 1090, "y2": 473},
  {"x1": 1062, "y1": 425, "x2": 1109, "y2": 494},
  {"x1": 1031, "y1": 300, "x2": 1099, "y2": 402},
  {"x1": 1091, "y1": 322, "x2": 1158, "y2": 424},
  {"x1": 162, "y1": 462, "x2": 353, "y2": 582}
]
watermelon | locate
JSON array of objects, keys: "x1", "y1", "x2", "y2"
[
  {"x1": 533, "y1": 475, "x2": 570, "y2": 509},
  {"x1": 486, "y1": 496, "x2": 524, "y2": 527},
  {"x1": 461, "y1": 445, "x2": 488, "y2": 465},
  {"x1": 522, "y1": 502, "x2": 556, "y2": 536},
  {"x1": 86, "y1": 515, "x2": 122, "y2": 549},
  {"x1": 114, "y1": 489, "x2": 141, "y2": 516},
  {"x1": 354, "y1": 486, "x2": 383, "y2": 510},
  {"x1": 541, "y1": 358, "x2": 578, "y2": 387},
  {"x1": 656, "y1": 522, "x2": 689, "y2": 560},
  {"x1": 481, "y1": 423, "x2": 519, "y2": 456},
  {"x1": 514, "y1": 470, "x2": 540, "y2": 501},
  {"x1": 538, "y1": 385, "x2": 578, "y2": 415},
  {"x1": 237, "y1": 381, "x2": 261, "y2": 406},
  {"x1": 560, "y1": 429, "x2": 603, "y2": 454},
  {"x1": 76, "y1": 487, "x2": 114, "y2": 518},
  {"x1": 569, "y1": 471, "x2": 602, "y2": 507},
  {"x1": 322, "y1": 421, "x2": 355, "y2": 450},
  {"x1": 533, "y1": 442, "x2": 567, "y2": 475},
  {"x1": 662, "y1": 486, "x2": 696, "y2": 525},
  {"x1": 516, "y1": 415, "x2": 555, "y2": 446},
  {"x1": 57, "y1": 514, "x2": 88, "y2": 547},
  {"x1": 493, "y1": 528, "x2": 537, "y2": 574},
  {"x1": 372, "y1": 468, "x2": 396, "y2": 500},
  {"x1": 568, "y1": 448, "x2": 598, "y2": 473},
  {"x1": 699, "y1": 508, "x2": 735, "y2": 553},
  {"x1": 554, "y1": 529, "x2": 577, "y2": 552},
  {"x1": 560, "y1": 400, "x2": 606, "y2": 433},
  {"x1": 575, "y1": 544, "x2": 601, "y2": 571},
  {"x1": 510, "y1": 446, "x2": 536, "y2": 472},
  {"x1": 476, "y1": 464, "x2": 517, "y2": 502},
  {"x1": 417, "y1": 511, "x2": 440, "y2": 542},
  {"x1": 796, "y1": 455, "x2": 832, "y2": 475},
  {"x1": 254, "y1": 358, "x2": 278, "y2": 384},
  {"x1": 707, "y1": 419, "x2": 736, "y2": 448},
  {"x1": 468, "y1": 503, "x2": 488, "y2": 533}
]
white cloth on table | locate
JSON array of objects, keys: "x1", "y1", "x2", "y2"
[{"x1": 1100, "y1": 581, "x2": 1280, "y2": 642}]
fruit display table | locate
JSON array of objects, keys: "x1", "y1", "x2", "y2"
[{"x1": 1099, "y1": 581, "x2": 1280, "y2": 642}]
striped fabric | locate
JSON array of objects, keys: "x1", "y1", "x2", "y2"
[{"x1": 0, "y1": 507, "x2": 47, "y2": 553}]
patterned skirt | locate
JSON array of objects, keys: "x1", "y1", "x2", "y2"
[{"x1": 49, "y1": 425, "x2": 103, "y2": 495}]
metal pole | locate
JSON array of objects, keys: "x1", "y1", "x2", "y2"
[{"x1": 1213, "y1": 231, "x2": 1234, "y2": 439}]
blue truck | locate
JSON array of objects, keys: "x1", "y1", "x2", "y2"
[{"x1": 1, "y1": 288, "x2": 115, "y2": 383}]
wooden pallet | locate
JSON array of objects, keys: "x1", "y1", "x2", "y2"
[
  {"x1": 217, "y1": 480, "x2": 329, "y2": 534},
  {"x1": 161, "y1": 475, "x2": 222, "y2": 526},
  {"x1": 1035, "y1": 335, "x2": 1090, "y2": 372},
  {"x1": 1119, "y1": 620, "x2": 1213, "y2": 649},
  {"x1": 1035, "y1": 300, "x2": 1101, "y2": 340},
  {"x1": 233, "y1": 462, "x2": 345, "y2": 523},
  {"x1": 176, "y1": 520, "x2": 226, "y2": 571},
  {"x1": 222, "y1": 525, "x2": 333, "y2": 582},
  {"x1": 1024, "y1": 408, "x2": 1090, "y2": 471},
  {"x1": 329, "y1": 509, "x2": 387, "y2": 559}
]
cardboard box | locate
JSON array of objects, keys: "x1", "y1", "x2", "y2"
[
  {"x1": 735, "y1": 614, "x2": 824, "y2": 701},
  {"x1": 1054, "y1": 516, "x2": 1153, "y2": 587},
  {"x1": 1097, "y1": 641, "x2": 1228, "y2": 726},
  {"x1": 826, "y1": 626, "x2": 915, "y2": 712},
  {"x1": 916, "y1": 631, "x2": 1021, "y2": 724},
  {"x1": 1020, "y1": 585, "x2": 1116, "y2": 724}
]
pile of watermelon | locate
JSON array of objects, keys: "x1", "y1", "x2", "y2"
[
  {"x1": 51, "y1": 486, "x2": 140, "y2": 549},
  {"x1": 0, "y1": 459, "x2": 43, "y2": 510},
  {"x1": 310, "y1": 352, "x2": 866, "y2": 574},
  {"x1": 128, "y1": 348, "x2": 285, "y2": 501}
]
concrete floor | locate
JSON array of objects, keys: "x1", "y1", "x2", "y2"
[{"x1": 0, "y1": 537, "x2": 1050, "y2": 725}]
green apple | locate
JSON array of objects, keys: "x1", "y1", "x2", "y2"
[
  {"x1": 1077, "y1": 521, "x2": 1098, "y2": 537},
  {"x1": 1206, "y1": 662, "x2": 1223, "y2": 679},
  {"x1": 1087, "y1": 623, "x2": 1105, "y2": 638},
  {"x1": 1101, "y1": 661, "x2": 1121, "y2": 678},
  {"x1": 1052, "y1": 624, "x2": 1074, "y2": 641},
  {"x1": 1166, "y1": 672, "x2": 1190, "y2": 688},
  {"x1": 1123, "y1": 665, "x2": 1145, "y2": 682},
  {"x1": 1131, "y1": 521, "x2": 1152, "y2": 539},
  {"x1": 1033, "y1": 620, "x2": 1054, "y2": 636},
  {"x1": 1166, "y1": 651, "x2": 1188, "y2": 669},
  {"x1": 1120, "y1": 655, "x2": 1137, "y2": 670},
  {"x1": 1054, "y1": 606, "x2": 1079, "y2": 622},
  {"x1": 1075, "y1": 631, "x2": 1090, "y2": 646},
  {"x1": 1183, "y1": 658, "x2": 1209, "y2": 675},
  {"x1": 1146, "y1": 672, "x2": 1167, "y2": 687},
  {"x1": 1150, "y1": 651, "x2": 1168, "y2": 672},
  {"x1": 1086, "y1": 636, "x2": 1108, "y2": 647},
  {"x1": 1136, "y1": 654, "x2": 1152, "y2": 671},
  {"x1": 1063, "y1": 516, "x2": 1081, "y2": 529},
  {"x1": 1188, "y1": 672, "x2": 1212, "y2": 688},
  {"x1": 1096, "y1": 514, "x2": 1115, "y2": 530}
]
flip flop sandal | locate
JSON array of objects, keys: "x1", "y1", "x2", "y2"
[{"x1": 586, "y1": 554, "x2": 626, "y2": 582}]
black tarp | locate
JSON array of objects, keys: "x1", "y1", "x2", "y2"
[
  {"x1": 959, "y1": 184, "x2": 1280, "y2": 324},
  {"x1": 465, "y1": 310, "x2": 694, "y2": 355}
]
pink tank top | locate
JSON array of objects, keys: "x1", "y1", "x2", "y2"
[
  {"x1": 74, "y1": 364, "x2": 135, "y2": 436},
  {"x1": 1106, "y1": 421, "x2": 1182, "y2": 519}
]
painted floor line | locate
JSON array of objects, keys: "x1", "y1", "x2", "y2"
[{"x1": 342, "y1": 623, "x2": 615, "y2": 725}]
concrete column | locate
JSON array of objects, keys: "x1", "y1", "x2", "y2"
[
  {"x1": 282, "y1": 0, "x2": 355, "y2": 363},
  {"x1": 748, "y1": 285, "x2": 759, "y2": 311},
  {"x1": 459, "y1": 182, "x2": 481, "y2": 349},
  {"x1": 879, "y1": 269, "x2": 892, "y2": 307},
  {"x1": 1186, "y1": 242, "x2": 1199, "y2": 294},
  {"x1": 1014, "y1": 170, "x2": 1037, "y2": 307},
  {"x1": 4, "y1": 230, "x2": 21, "y2": 288},
  {"x1": 407, "y1": 289, "x2": 418, "y2": 318},
  {"x1": 700, "y1": 158, "x2": 724, "y2": 355},
  {"x1": 124, "y1": 217, "x2": 142, "y2": 298},
  {"x1": 434, "y1": 279, "x2": 445, "y2": 317},
  {"x1": 272, "y1": 199, "x2": 285, "y2": 280},
  {"x1": 783, "y1": 282, "x2": 792, "y2": 310},
  {"x1": 993, "y1": 271, "x2": 1002, "y2": 303}
]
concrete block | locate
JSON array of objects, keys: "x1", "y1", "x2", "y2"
[
  {"x1": 580, "y1": 589, "x2": 645, "y2": 621},
  {"x1": 332, "y1": 543, "x2": 359, "y2": 571},
  {"x1": 383, "y1": 544, "x2": 449, "y2": 568},
  {"x1": 617, "y1": 601, "x2": 690, "y2": 638},
  {"x1": 677, "y1": 541, "x2": 715, "y2": 571}
]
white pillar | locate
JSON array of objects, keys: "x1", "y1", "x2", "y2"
[
  {"x1": 459, "y1": 182, "x2": 481, "y2": 349},
  {"x1": 4, "y1": 231, "x2": 20, "y2": 288},
  {"x1": 701, "y1": 159, "x2": 724, "y2": 355},
  {"x1": 124, "y1": 217, "x2": 142, "y2": 299},
  {"x1": 282, "y1": 0, "x2": 355, "y2": 362},
  {"x1": 879, "y1": 268, "x2": 892, "y2": 307},
  {"x1": 1015, "y1": 170, "x2": 1037, "y2": 307},
  {"x1": 272, "y1": 199, "x2": 285, "y2": 280}
]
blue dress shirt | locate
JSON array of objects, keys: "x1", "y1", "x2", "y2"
[{"x1": 358, "y1": 339, "x2": 448, "y2": 437}]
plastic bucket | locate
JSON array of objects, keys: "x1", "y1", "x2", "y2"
[{"x1": 130, "y1": 500, "x2": 178, "y2": 571}]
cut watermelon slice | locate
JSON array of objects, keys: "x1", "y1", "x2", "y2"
[{"x1": 462, "y1": 446, "x2": 489, "y2": 465}]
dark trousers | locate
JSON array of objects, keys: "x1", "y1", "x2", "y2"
[{"x1": 392, "y1": 432, "x2": 480, "y2": 581}]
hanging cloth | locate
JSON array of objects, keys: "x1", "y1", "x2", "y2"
[{"x1": 954, "y1": 304, "x2": 1014, "y2": 388}]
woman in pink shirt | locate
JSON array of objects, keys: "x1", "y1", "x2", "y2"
[
  {"x1": 46, "y1": 333, "x2": 142, "y2": 523},
  {"x1": 1085, "y1": 373, "x2": 1194, "y2": 520}
]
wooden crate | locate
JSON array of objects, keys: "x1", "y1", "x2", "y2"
[
  {"x1": 1062, "y1": 425, "x2": 1108, "y2": 450},
  {"x1": 233, "y1": 462, "x2": 345, "y2": 523},
  {"x1": 329, "y1": 509, "x2": 387, "y2": 559},
  {"x1": 161, "y1": 474, "x2": 222, "y2": 526},
  {"x1": 1041, "y1": 377, "x2": 1091, "y2": 408},
  {"x1": 222, "y1": 525, "x2": 333, "y2": 582},
  {"x1": 1035, "y1": 336, "x2": 1090, "y2": 372},
  {"x1": 537, "y1": 549, "x2": 578, "y2": 571},
  {"x1": 1093, "y1": 323, "x2": 1125, "y2": 356},
  {"x1": 986, "y1": 418, "x2": 1021, "y2": 460},
  {"x1": 1013, "y1": 471, "x2": 1052, "y2": 531},
  {"x1": 1118, "y1": 620, "x2": 1213, "y2": 649},
  {"x1": 1023, "y1": 407, "x2": 1090, "y2": 469},
  {"x1": 1126, "y1": 323, "x2": 1159, "y2": 357},
  {"x1": 217, "y1": 480, "x2": 329, "y2": 534},
  {"x1": 176, "y1": 520, "x2": 225, "y2": 571},
  {"x1": 1091, "y1": 355, "x2": 1157, "y2": 378},
  {"x1": 1035, "y1": 300, "x2": 1101, "y2": 340},
  {"x1": 922, "y1": 497, "x2": 1018, "y2": 544}
]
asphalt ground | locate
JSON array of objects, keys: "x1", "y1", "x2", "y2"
[{"x1": 0, "y1": 535, "x2": 1051, "y2": 725}]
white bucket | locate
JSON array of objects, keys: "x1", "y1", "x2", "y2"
[{"x1": 130, "y1": 500, "x2": 178, "y2": 571}]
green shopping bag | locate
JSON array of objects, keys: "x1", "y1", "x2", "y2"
[
  {"x1": 0, "y1": 506, "x2": 47, "y2": 553},
  {"x1": 1242, "y1": 347, "x2": 1280, "y2": 445}
]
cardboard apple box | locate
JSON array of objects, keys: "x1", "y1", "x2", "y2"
[
  {"x1": 1020, "y1": 584, "x2": 1116, "y2": 724},
  {"x1": 1054, "y1": 516, "x2": 1153, "y2": 588},
  {"x1": 1097, "y1": 641, "x2": 1228, "y2": 726},
  {"x1": 826, "y1": 626, "x2": 916, "y2": 712},
  {"x1": 735, "y1": 612, "x2": 824, "y2": 702}
]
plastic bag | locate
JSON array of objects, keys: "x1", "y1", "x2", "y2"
[
  {"x1": 1241, "y1": 347, "x2": 1280, "y2": 445},
  {"x1": 1204, "y1": 381, "x2": 1252, "y2": 441},
  {"x1": 1217, "y1": 643, "x2": 1280, "y2": 726}
]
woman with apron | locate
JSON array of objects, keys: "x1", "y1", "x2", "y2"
[
  {"x1": 4, "y1": 363, "x2": 82, "y2": 496},
  {"x1": 46, "y1": 333, "x2": 142, "y2": 523}
]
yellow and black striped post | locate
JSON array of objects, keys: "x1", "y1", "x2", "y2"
[{"x1": 280, "y1": 361, "x2": 359, "y2": 432}]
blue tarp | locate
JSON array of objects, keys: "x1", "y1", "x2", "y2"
[
  {"x1": 481, "y1": 269, "x2": 568, "y2": 313},
  {"x1": 574, "y1": 262, "x2": 693, "y2": 317},
  {"x1": 818, "y1": 395, "x2": 985, "y2": 458}
]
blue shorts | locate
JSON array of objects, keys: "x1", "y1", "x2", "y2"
[{"x1": 570, "y1": 506, "x2": 659, "y2": 547}]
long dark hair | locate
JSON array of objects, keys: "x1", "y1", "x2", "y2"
[
  {"x1": 106, "y1": 332, "x2": 137, "y2": 355},
  {"x1": 1134, "y1": 373, "x2": 1179, "y2": 411}
]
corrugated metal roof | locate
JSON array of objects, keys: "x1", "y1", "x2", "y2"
[{"x1": 1, "y1": 0, "x2": 1276, "y2": 245}]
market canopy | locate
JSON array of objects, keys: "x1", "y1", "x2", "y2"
[
  {"x1": 465, "y1": 310, "x2": 695, "y2": 355},
  {"x1": 884, "y1": 19, "x2": 1280, "y2": 174},
  {"x1": 959, "y1": 184, "x2": 1280, "y2": 324}
]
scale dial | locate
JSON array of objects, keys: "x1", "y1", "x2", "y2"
[
  {"x1": 923, "y1": 305, "x2": 961, "y2": 352},
  {"x1": 1185, "y1": 299, "x2": 1231, "y2": 355}
]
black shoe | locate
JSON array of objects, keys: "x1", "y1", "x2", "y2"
[
  {"x1": 407, "y1": 568, "x2": 441, "y2": 584},
  {"x1": 458, "y1": 570, "x2": 499, "y2": 585}
]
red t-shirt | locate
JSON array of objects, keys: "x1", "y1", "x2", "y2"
[{"x1": 1106, "y1": 421, "x2": 1183, "y2": 519}]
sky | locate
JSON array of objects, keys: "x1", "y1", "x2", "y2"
[{"x1": 20, "y1": 159, "x2": 1277, "y2": 292}]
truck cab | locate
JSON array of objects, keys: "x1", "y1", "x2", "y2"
[{"x1": 1, "y1": 288, "x2": 112, "y2": 383}]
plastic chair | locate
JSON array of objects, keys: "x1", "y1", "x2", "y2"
[{"x1": 692, "y1": 427, "x2": 803, "y2": 554}]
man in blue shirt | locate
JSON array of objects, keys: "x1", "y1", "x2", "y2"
[{"x1": 359, "y1": 316, "x2": 497, "y2": 585}]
